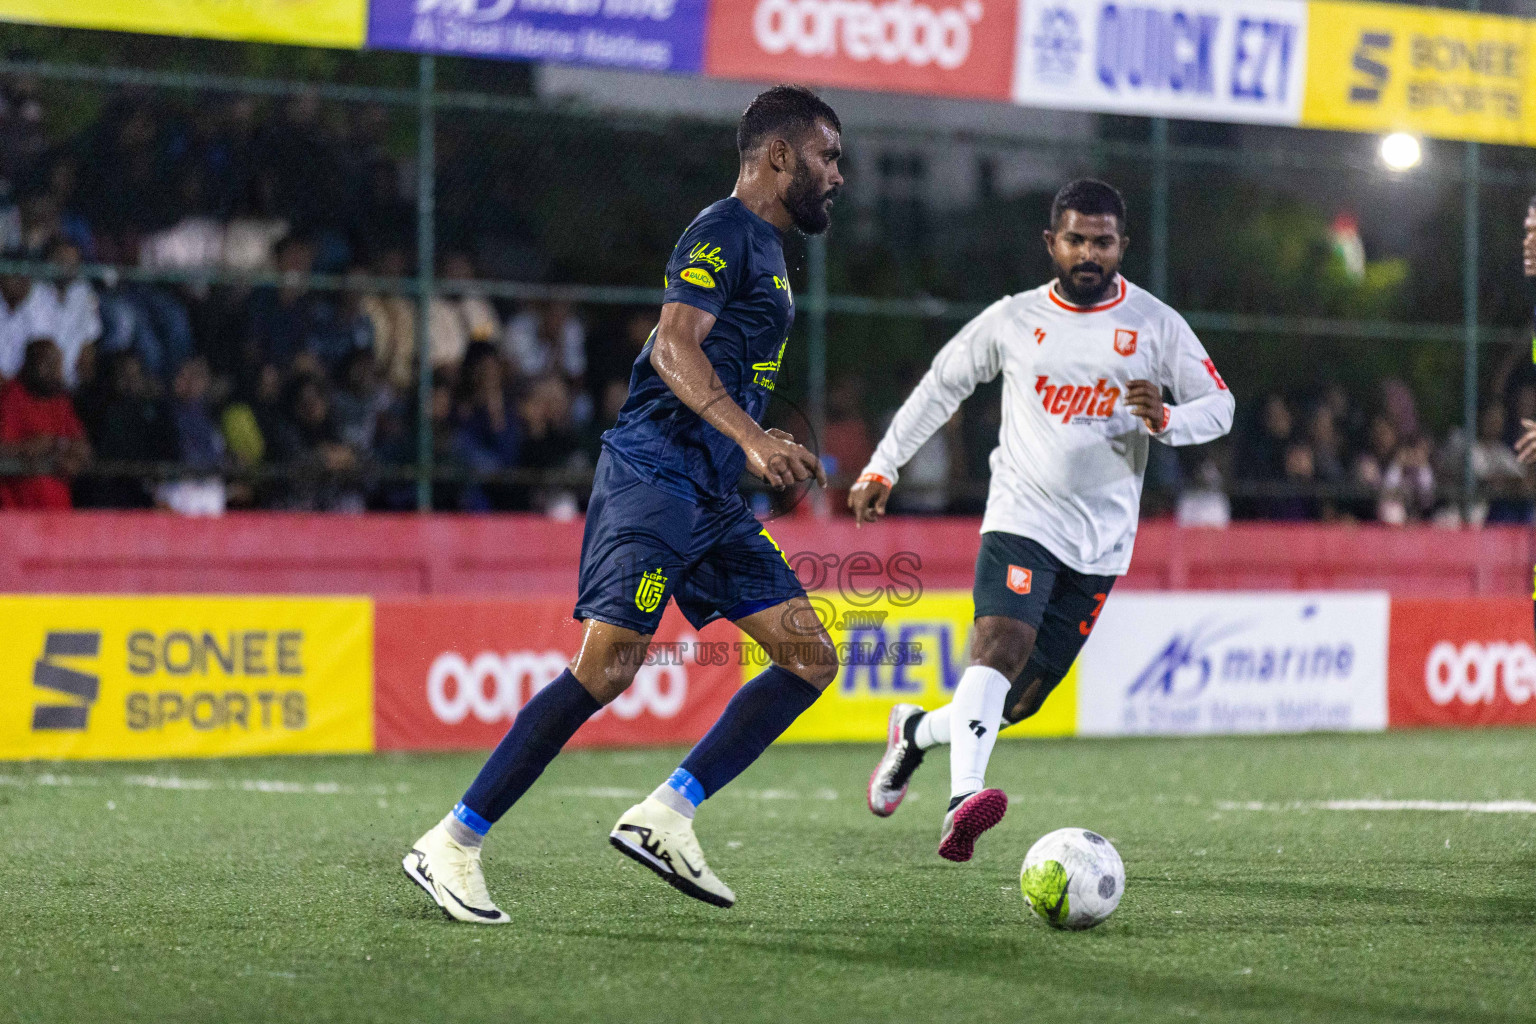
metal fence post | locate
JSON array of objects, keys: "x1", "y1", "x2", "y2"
[
  {"x1": 807, "y1": 232, "x2": 828, "y2": 456},
  {"x1": 1462, "y1": 139, "x2": 1480, "y2": 518},
  {"x1": 415, "y1": 55, "x2": 437, "y2": 513},
  {"x1": 1150, "y1": 117, "x2": 1169, "y2": 299}
]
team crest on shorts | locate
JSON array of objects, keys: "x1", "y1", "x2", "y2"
[
  {"x1": 1113, "y1": 329, "x2": 1137, "y2": 356},
  {"x1": 636, "y1": 568, "x2": 668, "y2": 613},
  {"x1": 1007, "y1": 565, "x2": 1032, "y2": 595}
]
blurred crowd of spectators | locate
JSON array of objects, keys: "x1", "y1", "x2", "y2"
[
  {"x1": 1193, "y1": 373, "x2": 1535, "y2": 528},
  {"x1": 0, "y1": 82, "x2": 657, "y2": 514},
  {"x1": 0, "y1": 80, "x2": 1533, "y2": 524}
]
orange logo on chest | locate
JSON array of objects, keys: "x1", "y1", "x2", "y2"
[{"x1": 1114, "y1": 329, "x2": 1137, "y2": 356}]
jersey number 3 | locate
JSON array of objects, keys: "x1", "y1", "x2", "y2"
[{"x1": 1079, "y1": 593, "x2": 1108, "y2": 637}]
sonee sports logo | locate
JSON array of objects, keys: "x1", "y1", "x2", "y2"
[
  {"x1": 31, "y1": 631, "x2": 102, "y2": 731},
  {"x1": 1349, "y1": 31, "x2": 1392, "y2": 103},
  {"x1": 1035, "y1": 375, "x2": 1121, "y2": 425}
]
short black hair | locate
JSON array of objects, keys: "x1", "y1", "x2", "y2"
[
  {"x1": 1051, "y1": 178, "x2": 1127, "y2": 231},
  {"x1": 737, "y1": 85, "x2": 840, "y2": 158}
]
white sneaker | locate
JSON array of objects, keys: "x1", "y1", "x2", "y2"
[
  {"x1": 402, "y1": 823, "x2": 511, "y2": 925},
  {"x1": 868, "y1": 703, "x2": 927, "y2": 817},
  {"x1": 609, "y1": 796, "x2": 736, "y2": 908}
]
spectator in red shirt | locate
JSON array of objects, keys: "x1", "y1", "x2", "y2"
[{"x1": 0, "y1": 338, "x2": 90, "y2": 508}]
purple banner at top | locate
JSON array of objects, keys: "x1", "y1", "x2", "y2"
[{"x1": 366, "y1": 0, "x2": 707, "y2": 73}]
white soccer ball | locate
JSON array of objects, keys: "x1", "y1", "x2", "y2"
[{"x1": 1020, "y1": 827, "x2": 1125, "y2": 930}]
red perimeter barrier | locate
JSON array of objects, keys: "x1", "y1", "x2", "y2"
[{"x1": 0, "y1": 512, "x2": 1530, "y2": 597}]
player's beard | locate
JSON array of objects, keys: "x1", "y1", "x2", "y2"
[
  {"x1": 785, "y1": 159, "x2": 836, "y2": 235},
  {"x1": 1055, "y1": 259, "x2": 1115, "y2": 306}
]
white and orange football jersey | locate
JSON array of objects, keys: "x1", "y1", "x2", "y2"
[{"x1": 861, "y1": 276, "x2": 1235, "y2": 576}]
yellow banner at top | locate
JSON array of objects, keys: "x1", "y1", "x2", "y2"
[
  {"x1": 1302, "y1": 0, "x2": 1536, "y2": 145},
  {"x1": 0, "y1": 0, "x2": 365, "y2": 49}
]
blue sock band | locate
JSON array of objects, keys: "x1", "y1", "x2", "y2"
[
  {"x1": 664, "y1": 767, "x2": 707, "y2": 808},
  {"x1": 451, "y1": 800, "x2": 492, "y2": 837},
  {"x1": 679, "y1": 665, "x2": 822, "y2": 799},
  {"x1": 458, "y1": 668, "x2": 601, "y2": 830}
]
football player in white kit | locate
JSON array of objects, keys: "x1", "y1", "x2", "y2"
[{"x1": 851, "y1": 179, "x2": 1235, "y2": 861}]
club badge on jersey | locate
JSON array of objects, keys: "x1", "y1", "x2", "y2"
[{"x1": 636, "y1": 569, "x2": 668, "y2": 613}]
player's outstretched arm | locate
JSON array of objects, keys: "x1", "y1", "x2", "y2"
[
  {"x1": 854, "y1": 299, "x2": 1007, "y2": 523},
  {"x1": 650, "y1": 301, "x2": 825, "y2": 490}
]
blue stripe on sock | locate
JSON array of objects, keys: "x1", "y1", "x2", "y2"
[
  {"x1": 452, "y1": 800, "x2": 493, "y2": 836},
  {"x1": 665, "y1": 767, "x2": 707, "y2": 808}
]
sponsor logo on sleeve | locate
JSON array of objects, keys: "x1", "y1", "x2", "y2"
[
  {"x1": 1202, "y1": 357, "x2": 1228, "y2": 389},
  {"x1": 679, "y1": 267, "x2": 716, "y2": 289},
  {"x1": 687, "y1": 242, "x2": 728, "y2": 272}
]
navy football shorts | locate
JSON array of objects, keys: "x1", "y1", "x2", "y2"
[
  {"x1": 971, "y1": 531, "x2": 1116, "y2": 723},
  {"x1": 573, "y1": 449, "x2": 807, "y2": 634}
]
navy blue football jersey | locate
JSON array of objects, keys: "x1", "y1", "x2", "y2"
[{"x1": 602, "y1": 197, "x2": 795, "y2": 503}]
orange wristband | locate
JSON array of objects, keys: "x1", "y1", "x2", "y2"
[{"x1": 856, "y1": 472, "x2": 892, "y2": 487}]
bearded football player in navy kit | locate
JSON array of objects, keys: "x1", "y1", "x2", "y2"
[{"x1": 404, "y1": 85, "x2": 844, "y2": 920}]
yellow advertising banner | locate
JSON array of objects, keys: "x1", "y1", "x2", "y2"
[
  {"x1": 756, "y1": 590, "x2": 1076, "y2": 744},
  {"x1": 0, "y1": 596, "x2": 373, "y2": 760},
  {"x1": 1302, "y1": 0, "x2": 1536, "y2": 145},
  {"x1": 0, "y1": 0, "x2": 366, "y2": 49}
]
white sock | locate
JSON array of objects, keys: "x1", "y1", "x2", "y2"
[
  {"x1": 914, "y1": 705, "x2": 951, "y2": 749},
  {"x1": 948, "y1": 665, "x2": 1010, "y2": 799}
]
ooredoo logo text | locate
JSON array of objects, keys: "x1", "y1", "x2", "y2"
[
  {"x1": 426, "y1": 649, "x2": 689, "y2": 725},
  {"x1": 751, "y1": 0, "x2": 984, "y2": 69},
  {"x1": 705, "y1": 0, "x2": 1015, "y2": 100},
  {"x1": 1424, "y1": 640, "x2": 1536, "y2": 707}
]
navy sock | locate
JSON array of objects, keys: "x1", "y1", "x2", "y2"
[
  {"x1": 459, "y1": 668, "x2": 601, "y2": 828},
  {"x1": 677, "y1": 665, "x2": 822, "y2": 800}
]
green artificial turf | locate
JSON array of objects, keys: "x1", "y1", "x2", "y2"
[{"x1": 3, "y1": 731, "x2": 1536, "y2": 1023}]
